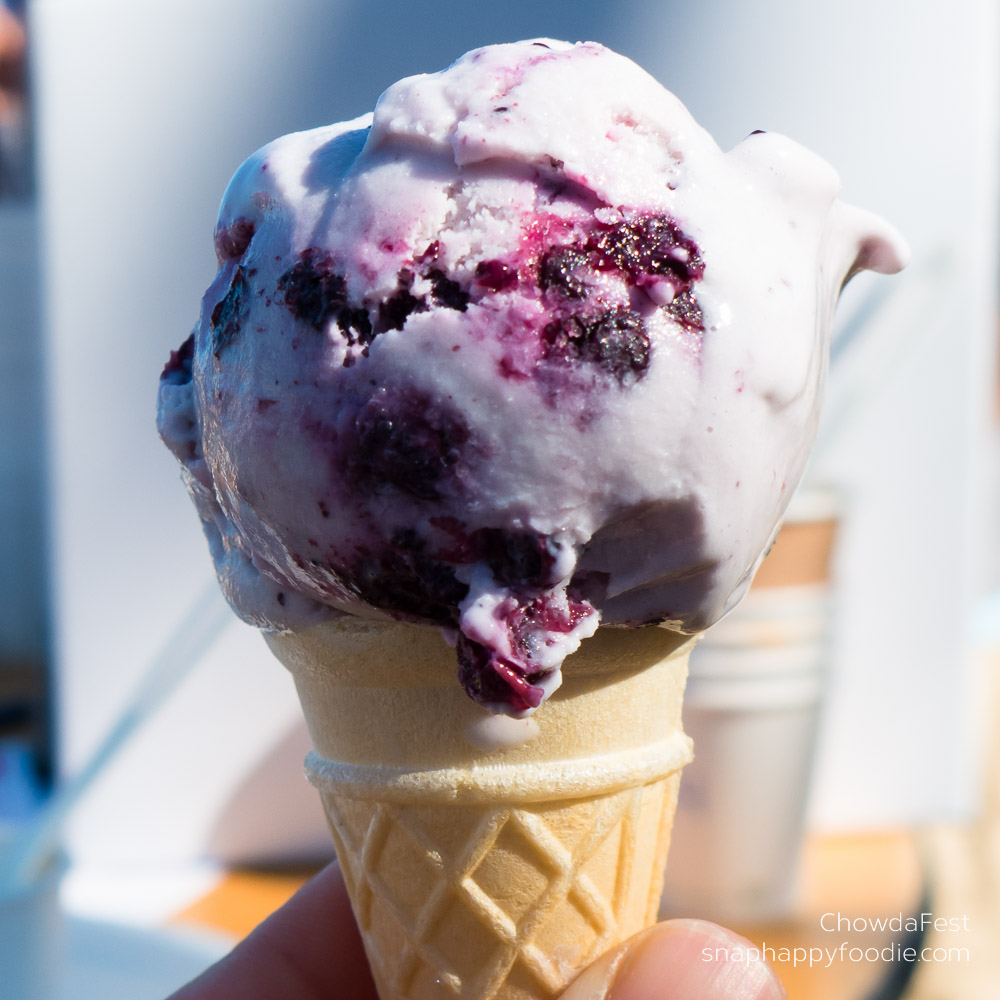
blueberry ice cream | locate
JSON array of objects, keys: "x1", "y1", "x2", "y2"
[{"x1": 157, "y1": 39, "x2": 906, "y2": 715}]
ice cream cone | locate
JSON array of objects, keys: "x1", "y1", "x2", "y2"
[{"x1": 266, "y1": 620, "x2": 694, "y2": 1000}]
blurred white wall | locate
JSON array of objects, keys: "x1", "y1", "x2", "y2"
[{"x1": 31, "y1": 0, "x2": 998, "y2": 873}]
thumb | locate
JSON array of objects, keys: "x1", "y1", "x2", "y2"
[{"x1": 560, "y1": 920, "x2": 787, "y2": 1000}]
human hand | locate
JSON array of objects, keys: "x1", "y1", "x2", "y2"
[{"x1": 170, "y1": 862, "x2": 786, "y2": 1000}]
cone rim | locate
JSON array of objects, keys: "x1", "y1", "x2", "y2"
[{"x1": 305, "y1": 731, "x2": 693, "y2": 804}]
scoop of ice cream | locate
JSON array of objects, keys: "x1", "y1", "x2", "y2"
[{"x1": 157, "y1": 39, "x2": 906, "y2": 715}]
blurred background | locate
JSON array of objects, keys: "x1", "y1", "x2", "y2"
[{"x1": 1, "y1": 0, "x2": 998, "y2": 996}]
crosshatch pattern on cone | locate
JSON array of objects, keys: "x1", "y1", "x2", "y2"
[{"x1": 320, "y1": 773, "x2": 683, "y2": 1000}]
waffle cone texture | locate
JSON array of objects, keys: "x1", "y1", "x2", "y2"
[{"x1": 266, "y1": 621, "x2": 694, "y2": 1000}]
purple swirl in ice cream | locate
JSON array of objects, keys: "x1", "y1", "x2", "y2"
[{"x1": 157, "y1": 39, "x2": 906, "y2": 715}]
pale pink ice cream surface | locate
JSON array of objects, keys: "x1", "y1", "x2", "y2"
[{"x1": 158, "y1": 39, "x2": 906, "y2": 715}]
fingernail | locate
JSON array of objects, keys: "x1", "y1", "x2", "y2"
[
  {"x1": 609, "y1": 921, "x2": 786, "y2": 1000},
  {"x1": 560, "y1": 933, "x2": 646, "y2": 1000},
  {"x1": 562, "y1": 921, "x2": 786, "y2": 1000}
]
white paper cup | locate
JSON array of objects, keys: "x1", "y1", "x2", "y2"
[{"x1": 660, "y1": 486, "x2": 839, "y2": 923}]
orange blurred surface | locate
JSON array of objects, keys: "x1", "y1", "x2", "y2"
[{"x1": 172, "y1": 866, "x2": 319, "y2": 940}]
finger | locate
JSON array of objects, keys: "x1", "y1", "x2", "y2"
[
  {"x1": 560, "y1": 919, "x2": 787, "y2": 1000},
  {"x1": 168, "y1": 861, "x2": 378, "y2": 1000}
]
